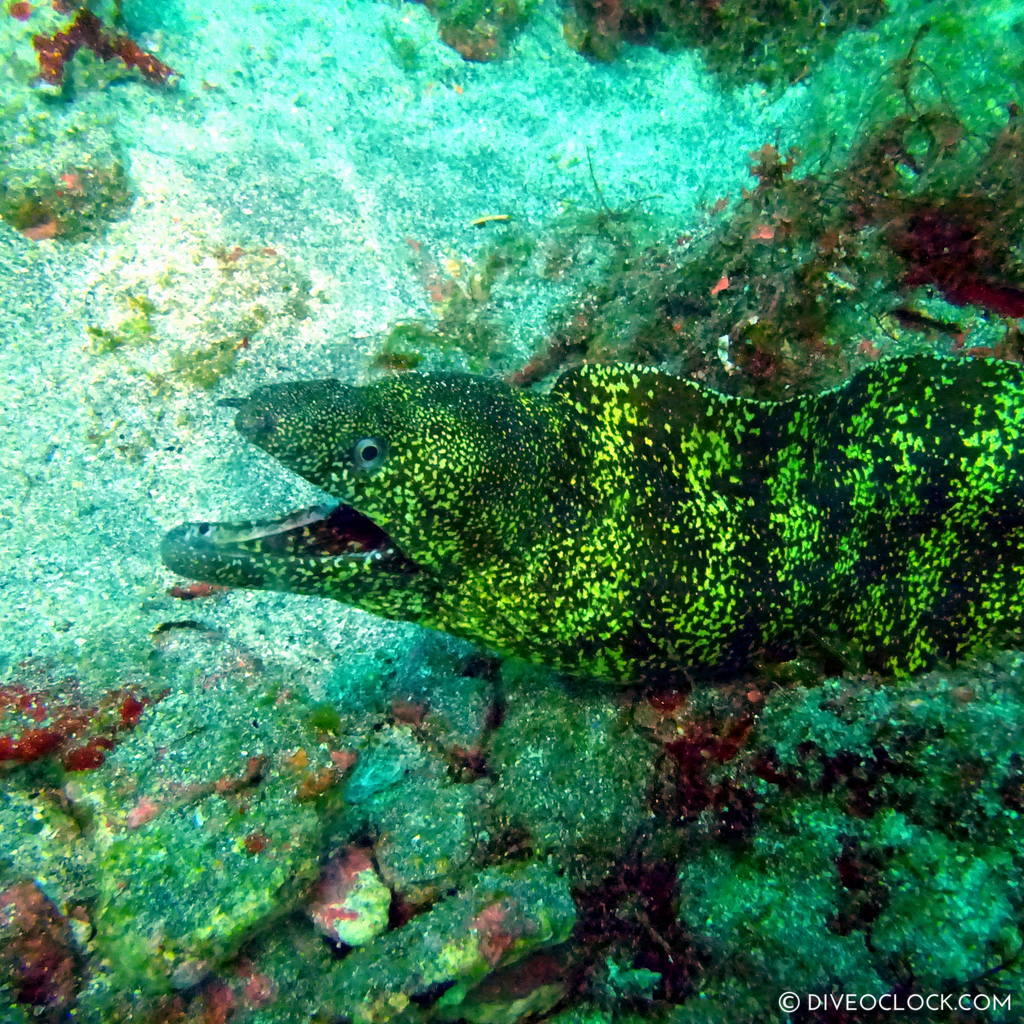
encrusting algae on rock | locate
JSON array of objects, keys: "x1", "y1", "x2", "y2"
[{"x1": 165, "y1": 353, "x2": 1024, "y2": 683}]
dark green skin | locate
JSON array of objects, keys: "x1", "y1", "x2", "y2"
[{"x1": 162, "y1": 355, "x2": 1024, "y2": 683}]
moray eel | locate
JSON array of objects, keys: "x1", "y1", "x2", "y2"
[{"x1": 162, "y1": 355, "x2": 1024, "y2": 683}]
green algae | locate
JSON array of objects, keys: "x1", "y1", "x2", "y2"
[
  {"x1": 528, "y1": 110, "x2": 1023, "y2": 400},
  {"x1": 509, "y1": 0, "x2": 1024, "y2": 401},
  {"x1": 0, "y1": 159, "x2": 132, "y2": 240},
  {"x1": 0, "y1": 1, "x2": 165, "y2": 240},
  {"x1": 678, "y1": 801, "x2": 885, "y2": 1004},
  {"x1": 375, "y1": 321, "x2": 434, "y2": 371},
  {"x1": 0, "y1": 788, "x2": 94, "y2": 919},
  {"x1": 166, "y1": 334, "x2": 242, "y2": 389},
  {"x1": 373, "y1": 774, "x2": 486, "y2": 895},
  {"x1": 6, "y1": 584, "x2": 1023, "y2": 1022},
  {"x1": 307, "y1": 702, "x2": 342, "y2": 735},
  {"x1": 340, "y1": 722, "x2": 486, "y2": 897},
  {"x1": 86, "y1": 292, "x2": 157, "y2": 353},
  {"x1": 490, "y1": 663, "x2": 656, "y2": 883},
  {"x1": 80, "y1": 245, "x2": 320, "y2": 400},
  {"x1": 866, "y1": 812, "x2": 1019, "y2": 986},
  {"x1": 676, "y1": 653, "x2": 1024, "y2": 1019},
  {"x1": 418, "y1": 0, "x2": 885, "y2": 84},
  {"x1": 218, "y1": 918, "x2": 339, "y2": 1024}
]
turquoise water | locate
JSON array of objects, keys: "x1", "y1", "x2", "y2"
[{"x1": 0, "y1": 0, "x2": 1022, "y2": 1020}]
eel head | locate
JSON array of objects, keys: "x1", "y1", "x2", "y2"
[{"x1": 161, "y1": 372, "x2": 561, "y2": 624}]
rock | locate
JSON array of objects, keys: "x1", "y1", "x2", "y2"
[
  {"x1": 308, "y1": 846, "x2": 391, "y2": 947},
  {"x1": 324, "y1": 860, "x2": 576, "y2": 1022},
  {"x1": 65, "y1": 660, "x2": 341, "y2": 997},
  {"x1": 0, "y1": 880, "x2": 80, "y2": 1023}
]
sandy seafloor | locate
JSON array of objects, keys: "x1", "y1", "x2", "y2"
[{"x1": 2, "y1": 0, "x2": 1024, "y2": 1019}]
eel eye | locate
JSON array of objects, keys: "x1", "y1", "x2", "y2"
[{"x1": 353, "y1": 437, "x2": 387, "y2": 472}]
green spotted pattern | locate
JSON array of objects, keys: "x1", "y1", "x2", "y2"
[{"x1": 162, "y1": 355, "x2": 1024, "y2": 683}]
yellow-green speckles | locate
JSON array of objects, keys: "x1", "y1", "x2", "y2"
[{"x1": 164, "y1": 354, "x2": 1024, "y2": 683}]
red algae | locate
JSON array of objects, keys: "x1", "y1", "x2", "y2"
[
  {"x1": 0, "y1": 881, "x2": 80, "y2": 1015},
  {"x1": 0, "y1": 665, "x2": 157, "y2": 772},
  {"x1": 32, "y1": 9, "x2": 175, "y2": 87}
]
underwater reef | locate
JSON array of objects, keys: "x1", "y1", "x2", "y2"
[
  {"x1": 415, "y1": 0, "x2": 888, "y2": 86},
  {"x1": 1, "y1": 0, "x2": 1024, "y2": 1021},
  {"x1": 4, "y1": 635, "x2": 1024, "y2": 1021}
]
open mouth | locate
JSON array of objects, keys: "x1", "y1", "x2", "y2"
[
  {"x1": 228, "y1": 502, "x2": 419, "y2": 573},
  {"x1": 163, "y1": 502, "x2": 420, "y2": 581}
]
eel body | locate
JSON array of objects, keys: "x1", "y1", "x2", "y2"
[{"x1": 162, "y1": 355, "x2": 1024, "y2": 683}]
